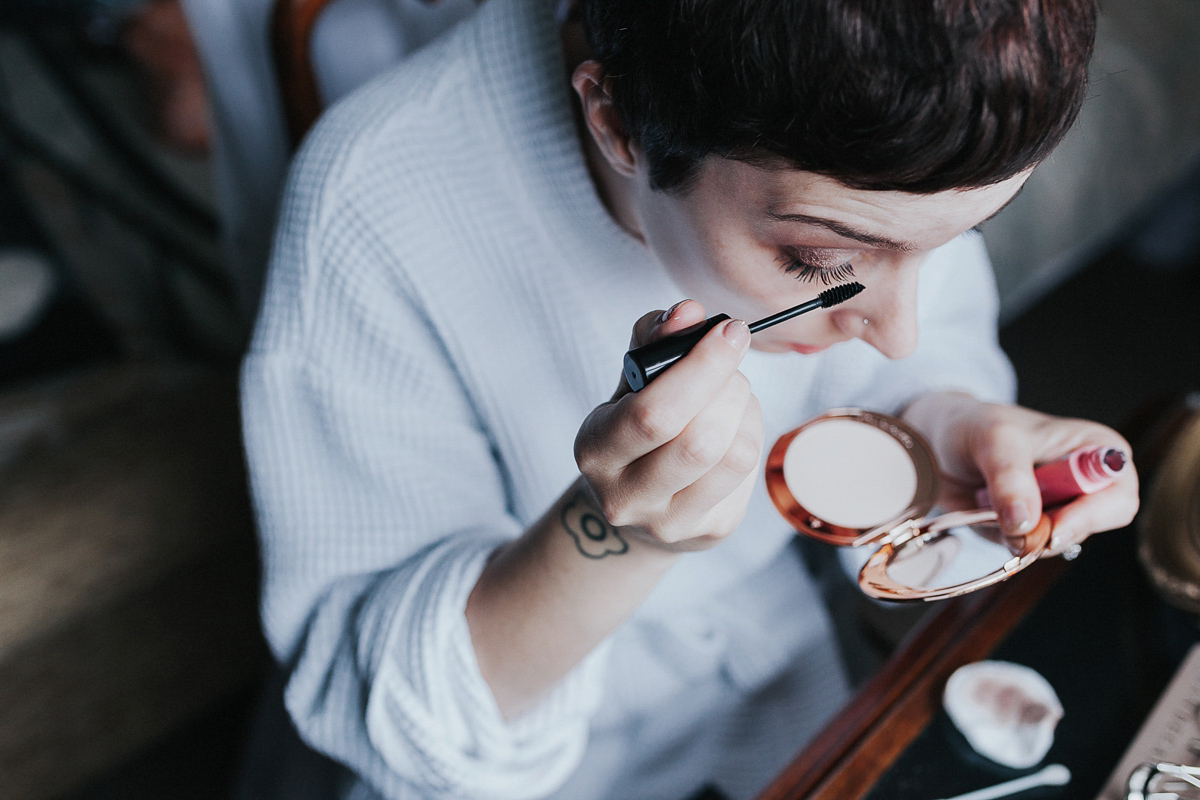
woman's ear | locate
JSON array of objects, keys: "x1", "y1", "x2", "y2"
[{"x1": 571, "y1": 60, "x2": 639, "y2": 178}]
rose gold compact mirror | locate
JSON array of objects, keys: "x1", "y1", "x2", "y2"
[{"x1": 765, "y1": 408, "x2": 1053, "y2": 602}]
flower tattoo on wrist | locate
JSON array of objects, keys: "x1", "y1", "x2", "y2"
[{"x1": 562, "y1": 490, "x2": 628, "y2": 559}]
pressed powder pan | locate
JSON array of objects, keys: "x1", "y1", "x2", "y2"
[{"x1": 765, "y1": 408, "x2": 1054, "y2": 601}]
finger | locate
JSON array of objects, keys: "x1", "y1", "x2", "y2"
[
  {"x1": 619, "y1": 371, "x2": 753, "y2": 501},
  {"x1": 604, "y1": 317, "x2": 751, "y2": 463},
  {"x1": 614, "y1": 300, "x2": 709, "y2": 400},
  {"x1": 628, "y1": 299, "x2": 708, "y2": 349},
  {"x1": 1028, "y1": 422, "x2": 1131, "y2": 467},
  {"x1": 1042, "y1": 471, "x2": 1140, "y2": 556},
  {"x1": 665, "y1": 393, "x2": 764, "y2": 526},
  {"x1": 971, "y1": 425, "x2": 1043, "y2": 537}
]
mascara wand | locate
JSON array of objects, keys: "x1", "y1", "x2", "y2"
[{"x1": 623, "y1": 281, "x2": 865, "y2": 392}]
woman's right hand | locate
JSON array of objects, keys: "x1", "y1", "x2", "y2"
[
  {"x1": 573, "y1": 300, "x2": 763, "y2": 552},
  {"x1": 471, "y1": 301, "x2": 760, "y2": 717}
]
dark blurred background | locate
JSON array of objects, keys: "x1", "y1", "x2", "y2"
[
  {"x1": 0, "y1": 3, "x2": 260, "y2": 799},
  {"x1": 0, "y1": 1, "x2": 1195, "y2": 799}
]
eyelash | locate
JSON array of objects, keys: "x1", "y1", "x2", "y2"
[{"x1": 782, "y1": 257, "x2": 857, "y2": 285}]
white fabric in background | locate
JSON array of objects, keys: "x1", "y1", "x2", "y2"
[
  {"x1": 240, "y1": 0, "x2": 1016, "y2": 798},
  {"x1": 0, "y1": 249, "x2": 56, "y2": 341},
  {"x1": 180, "y1": 0, "x2": 476, "y2": 318}
]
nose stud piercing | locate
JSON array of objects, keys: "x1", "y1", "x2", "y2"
[{"x1": 862, "y1": 318, "x2": 870, "y2": 326}]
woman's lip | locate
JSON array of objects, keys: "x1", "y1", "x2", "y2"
[{"x1": 789, "y1": 343, "x2": 830, "y2": 355}]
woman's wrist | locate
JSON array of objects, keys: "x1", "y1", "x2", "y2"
[{"x1": 466, "y1": 476, "x2": 680, "y2": 719}]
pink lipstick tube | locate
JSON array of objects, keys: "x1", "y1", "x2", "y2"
[{"x1": 975, "y1": 445, "x2": 1128, "y2": 509}]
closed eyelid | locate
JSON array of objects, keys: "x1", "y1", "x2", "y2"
[{"x1": 780, "y1": 245, "x2": 857, "y2": 269}]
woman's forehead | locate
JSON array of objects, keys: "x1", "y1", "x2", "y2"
[{"x1": 696, "y1": 158, "x2": 1032, "y2": 248}]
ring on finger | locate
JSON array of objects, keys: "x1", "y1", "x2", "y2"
[{"x1": 1060, "y1": 543, "x2": 1082, "y2": 561}]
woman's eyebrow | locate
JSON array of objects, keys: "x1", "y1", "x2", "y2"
[
  {"x1": 766, "y1": 182, "x2": 1026, "y2": 250},
  {"x1": 766, "y1": 211, "x2": 918, "y2": 251}
]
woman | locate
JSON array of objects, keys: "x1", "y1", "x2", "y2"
[{"x1": 240, "y1": 0, "x2": 1138, "y2": 798}]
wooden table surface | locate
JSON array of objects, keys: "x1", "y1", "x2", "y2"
[{"x1": 759, "y1": 555, "x2": 1069, "y2": 800}]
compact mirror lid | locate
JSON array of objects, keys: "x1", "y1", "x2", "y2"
[
  {"x1": 765, "y1": 408, "x2": 940, "y2": 546},
  {"x1": 858, "y1": 508, "x2": 1054, "y2": 601}
]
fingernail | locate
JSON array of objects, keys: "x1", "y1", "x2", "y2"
[
  {"x1": 723, "y1": 319, "x2": 750, "y2": 348},
  {"x1": 1050, "y1": 531, "x2": 1074, "y2": 552},
  {"x1": 1001, "y1": 499, "x2": 1032, "y2": 535},
  {"x1": 660, "y1": 300, "x2": 688, "y2": 323}
]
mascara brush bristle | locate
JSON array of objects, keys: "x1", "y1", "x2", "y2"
[{"x1": 818, "y1": 282, "x2": 865, "y2": 307}]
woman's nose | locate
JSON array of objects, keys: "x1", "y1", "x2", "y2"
[{"x1": 832, "y1": 257, "x2": 921, "y2": 359}]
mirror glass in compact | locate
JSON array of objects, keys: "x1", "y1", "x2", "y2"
[{"x1": 765, "y1": 408, "x2": 1054, "y2": 601}]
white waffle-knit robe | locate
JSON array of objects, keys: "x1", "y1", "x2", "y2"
[{"x1": 240, "y1": 0, "x2": 1016, "y2": 797}]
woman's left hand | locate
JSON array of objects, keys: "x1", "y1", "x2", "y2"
[{"x1": 903, "y1": 392, "x2": 1140, "y2": 556}]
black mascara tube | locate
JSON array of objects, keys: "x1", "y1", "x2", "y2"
[{"x1": 623, "y1": 282, "x2": 865, "y2": 392}]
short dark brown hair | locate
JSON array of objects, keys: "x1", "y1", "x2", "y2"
[{"x1": 579, "y1": 0, "x2": 1097, "y2": 193}]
